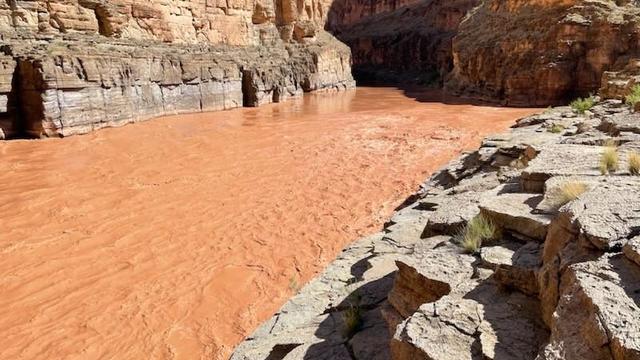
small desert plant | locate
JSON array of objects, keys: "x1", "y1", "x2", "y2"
[
  {"x1": 548, "y1": 124, "x2": 565, "y2": 133},
  {"x1": 553, "y1": 181, "x2": 588, "y2": 209},
  {"x1": 625, "y1": 84, "x2": 640, "y2": 108},
  {"x1": 458, "y1": 214, "x2": 500, "y2": 254},
  {"x1": 629, "y1": 150, "x2": 640, "y2": 175},
  {"x1": 570, "y1": 96, "x2": 595, "y2": 114},
  {"x1": 600, "y1": 140, "x2": 619, "y2": 175},
  {"x1": 342, "y1": 292, "x2": 362, "y2": 338}
]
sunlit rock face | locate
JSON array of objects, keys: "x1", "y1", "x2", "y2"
[{"x1": 0, "y1": 0, "x2": 355, "y2": 138}]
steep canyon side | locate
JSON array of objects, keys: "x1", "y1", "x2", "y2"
[
  {"x1": 448, "y1": 0, "x2": 640, "y2": 106},
  {"x1": 328, "y1": 0, "x2": 640, "y2": 105},
  {"x1": 0, "y1": 0, "x2": 355, "y2": 138}
]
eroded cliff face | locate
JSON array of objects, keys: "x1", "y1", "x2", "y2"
[
  {"x1": 448, "y1": 0, "x2": 640, "y2": 106},
  {"x1": 0, "y1": 0, "x2": 354, "y2": 138},
  {"x1": 327, "y1": 0, "x2": 478, "y2": 83},
  {"x1": 326, "y1": 0, "x2": 640, "y2": 105}
]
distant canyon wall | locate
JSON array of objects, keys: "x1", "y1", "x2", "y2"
[
  {"x1": 328, "y1": 0, "x2": 640, "y2": 105},
  {"x1": 0, "y1": 0, "x2": 355, "y2": 138}
]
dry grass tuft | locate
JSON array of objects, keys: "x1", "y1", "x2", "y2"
[
  {"x1": 600, "y1": 140, "x2": 619, "y2": 175},
  {"x1": 552, "y1": 181, "x2": 588, "y2": 209},
  {"x1": 342, "y1": 292, "x2": 362, "y2": 338},
  {"x1": 625, "y1": 84, "x2": 640, "y2": 108},
  {"x1": 458, "y1": 214, "x2": 500, "y2": 254},
  {"x1": 629, "y1": 151, "x2": 640, "y2": 175}
]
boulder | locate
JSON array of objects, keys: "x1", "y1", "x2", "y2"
[
  {"x1": 388, "y1": 240, "x2": 475, "y2": 318},
  {"x1": 392, "y1": 282, "x2": 548, "y2": 360},
  {"x1": 541, "y1": 254, "x2": 640, "y2": 360},
  {"x1": 522, "y1": 144, "x2": 607, "y2": 192},
  {"x1": 480, "y1": 242, "x2": 542, "y2": 296},
  {"x1": 623, "y1": 236, "x2": 640, "y2": 268}
]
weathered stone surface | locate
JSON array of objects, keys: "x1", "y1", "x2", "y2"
[
  {"x1": 600, "y1": 58, "x2": 640, "y2": 101},
  {"x1": 536, "y1": 176, "x2": 597, "y2": 213},
  {"x1": 480, "y1": 193, "x2": 553, "y2": 241},
  {"x1": 541, "y1": 254, "x2": 640, "y2": 360},
  {"x1": 376, "y1": 203, "x2": 430, "y2": 255},
  {"x1": 388, "y1": 239, "x2": 475, "y2": 318},
  {"x1": 392, "y1": 282, "x2": 548, "y2": 360},
  {"x1": 521, "y1": 144, "x2": 605, "y2": 192},
  {"x1": 0, "y1": 0, "x2": 356, "y2": 138},
  {"x1": 448, "y1": 1, "x2": 640, "y2": 106},
  {"x1": 421, "y1": 192, "x2": 480, "y2": 237},
  {"x1": 481, "y1": 242, "x2": 542, "y2": 296},
  {"x1": 599, "y1": 112, "x2": 640, "y2": 136},
  {"x1": 565, "y1": 178, "x2": 640, "y2": 251},
  {"x1": 623, "y1": 236, "x2": 640, "y2": 267}
]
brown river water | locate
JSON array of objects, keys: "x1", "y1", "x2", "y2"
[{"x1": 0, "y1": 87, "x2": 538, "y2": 360}]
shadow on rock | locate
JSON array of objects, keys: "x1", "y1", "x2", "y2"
[{"x1": 303, "y1": 273, "x2": 395, "y2": 360}]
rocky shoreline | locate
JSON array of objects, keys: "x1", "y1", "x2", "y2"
[{"x1": 231, "y1": 99, "x2": 640, "y2": 360}]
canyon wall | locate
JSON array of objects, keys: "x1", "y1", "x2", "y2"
[
  {"x1": 447, "y1": 0, "x2": 640, "y2": 106},
  {"x1": 327, "y1": 0, "x2": 478, "y2": 84},
  {"x1": 328, "y1": 0, "x2": 640, "y2": 105},
  {"x1": 0, "y1": 0, "x2": 354, "y2": 138}
]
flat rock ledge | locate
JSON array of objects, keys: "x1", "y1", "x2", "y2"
[{"x1": 232, "y1": 100, "x2": 640, "y2": 360}]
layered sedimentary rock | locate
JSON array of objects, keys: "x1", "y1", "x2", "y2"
[
  {"x1": 328, "y1": 0, "x2": 640, "y2": 105},
  {"x1": 327, "y1": 0, "x2": 479, "y2": 83},
  {"x1": 448, "y1": 0, "x2": 640, "y2": 105},
  {"x1": 0, "y1": 0, "x2": 354, "y2": 138},
  {"x1": 233, "y1": 98, "x2": 640, "y2": 359}
]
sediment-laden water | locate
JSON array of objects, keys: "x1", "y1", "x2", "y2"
[{"x1": 0, "y1": 87, "x2": 538, "y2": 359}]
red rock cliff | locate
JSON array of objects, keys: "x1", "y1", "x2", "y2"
[{"x1": 448, "y1": 0, "x2": 640, "y2": 105}]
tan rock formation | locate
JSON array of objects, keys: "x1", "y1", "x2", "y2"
[{"x1": 0, "y1": 0, "x2": 355, "y2": 138}]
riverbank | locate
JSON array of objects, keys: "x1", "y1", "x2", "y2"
[
  {"x1": 0, "y1": 87, "x2": 537, "y2": 359},
  {"x1": 232, "y1": 98, "x2": 640, "y2": 360}
]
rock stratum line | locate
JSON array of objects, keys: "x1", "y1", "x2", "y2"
[{"x1": 0, "y1": 0, "x2": 355, "y2": 139}]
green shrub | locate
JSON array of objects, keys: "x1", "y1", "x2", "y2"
[
  {"x1": 458, "y1": 214, "x2": 500, "y2": 254},
  {"x1": 625, "y1": 84, "x2": 640, "y2": 108},
  {"x1": 570, "y1": 96, "x2": 595, "y2": 114},
  {"x1": 629, "y1": 151, "x2": 640, "y2": 175}
]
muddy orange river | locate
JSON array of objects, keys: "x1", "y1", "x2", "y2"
[{"x1": 0, "y1": 87, "x2": 538, "y2": 359}]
